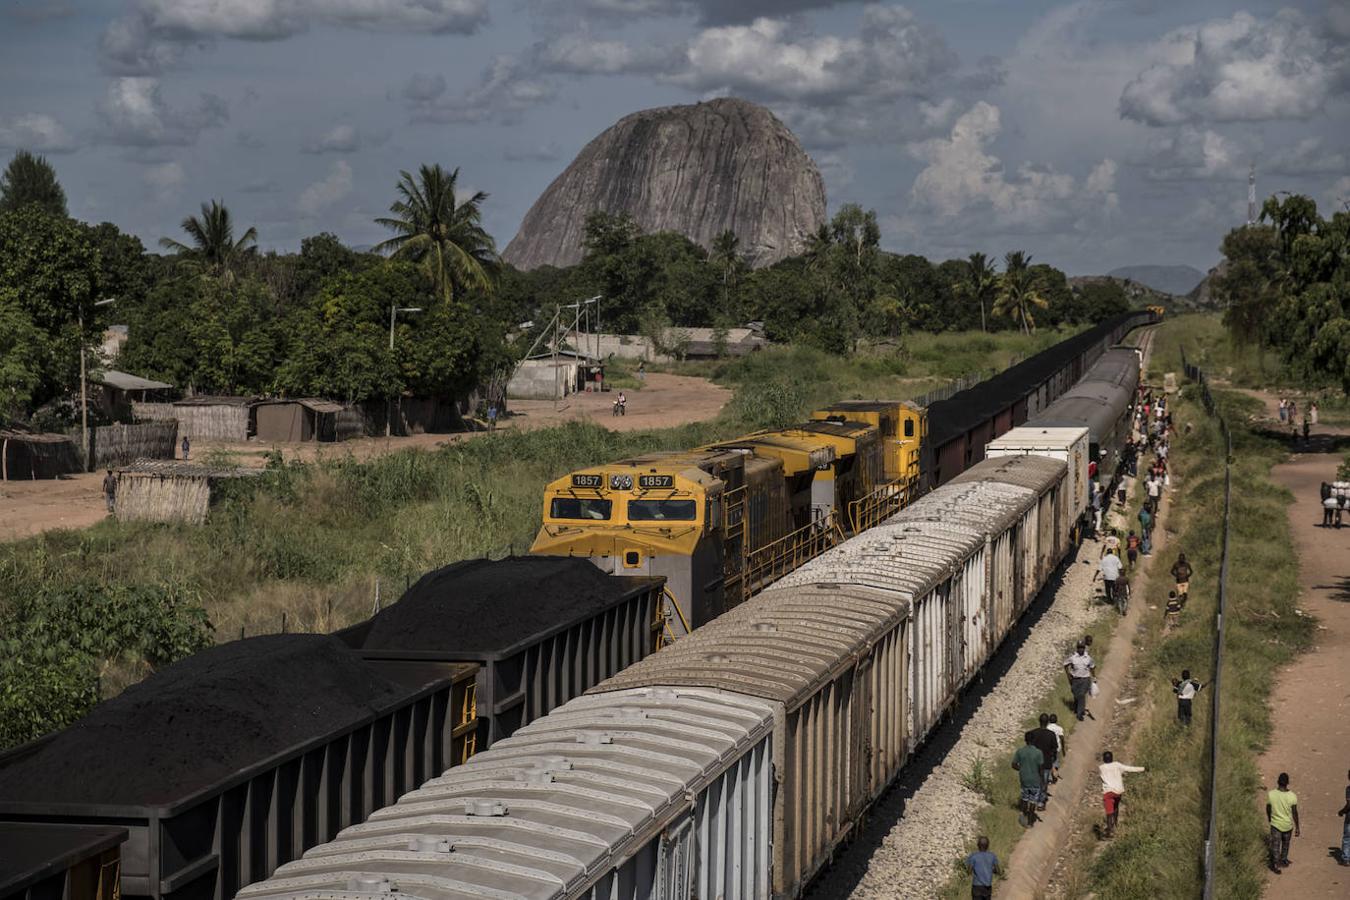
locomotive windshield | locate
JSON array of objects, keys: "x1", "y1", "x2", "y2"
[
  {"x1": 550, "y1": 497, "x2": 613, "y2": 520},
  {"x1": 628, "y1": 499, "x2": 697, "y2": 521}
]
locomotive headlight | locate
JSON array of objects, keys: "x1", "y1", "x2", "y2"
[{"x1": 610, "y1": 474, "x2": 633, "y2": 490}]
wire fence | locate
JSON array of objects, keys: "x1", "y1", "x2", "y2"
[{"x1": 1182, "y1": 348, "x2": 1232, "y2": 900}]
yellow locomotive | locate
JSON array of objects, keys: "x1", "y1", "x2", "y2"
[{"x1": 532, "y1": 400, "x2": 925, "y2": 640}]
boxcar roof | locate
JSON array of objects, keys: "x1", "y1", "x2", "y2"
[
  {"x1": 948, "y1": 454, "x2": 1067, "y2": 495},
  {"x1": 236, "y1": 687, "x2": 774, "y2": 900}
]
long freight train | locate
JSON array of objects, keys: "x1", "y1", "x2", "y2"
[
  {"x1": 532, "y1": 312, "x2": 1153, "y2": 636},
  {"x1": 0, "y1": 313, "x2": 1153, "y2": 900},
  {"x1": 232, "y1": 330, "x2": 1145, "y2": 898}
]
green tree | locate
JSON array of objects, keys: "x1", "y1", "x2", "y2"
[
  {"x1": 711, "y1": 230, "x2": 746, "y2": 318},
  {"x1": 994, "y1": 251, "x2": 1050, "y2": 333},
  {"x1": 0, "y1": 150, "x2": 67, "y2": 217},
  {"x1": 0, "y1": 289, "x2": 46, "y2": 422},
  {"x1": 374, "y1": 164, "x2": 499, "y2": 304},
  {"x1": 159, "y1": 199, "x2": 258, "y2": 283},
  {"x1": 958, "y1": 251, "x2": 998, "y2": 332}
]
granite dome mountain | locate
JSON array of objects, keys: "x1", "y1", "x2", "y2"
[{"x1": 503, "y1": 98, "x2": 827, "y2": 270}]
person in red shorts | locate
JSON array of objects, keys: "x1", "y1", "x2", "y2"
[{"x1": 1099, "y1": 750, "x2": 1145, "y2": 838}]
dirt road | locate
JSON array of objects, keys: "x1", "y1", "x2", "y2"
[
  {"x1": 1249, "y1": 392, "x2": 1350, "y2": 895},
  {"x1": 0, "y1": 373, "x2": 731, "y2": 543}
]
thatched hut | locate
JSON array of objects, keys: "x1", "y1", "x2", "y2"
[
  {"x1": 113, "y1": 460, "x2": 261, "y2": 525},
  {"x1": 1, "y1": 430, "x2": 81, "y2": 480},
  {"x1": 168, "y1": 396, "x2": 253, "y2": 442},
  {"x1": 90, "y1": 420, "x2": 179, "y2": 468}
]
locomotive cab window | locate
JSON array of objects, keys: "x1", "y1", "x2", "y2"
[
  {"x1": 904, "y1": 419, "x2": 914, "y2": 437},
  {"x1": 550, "y1": 497, "x2": 613, "y2": 520},
  {"x1": 628, "y1": 499, "x2": 697, "y2": 521}
]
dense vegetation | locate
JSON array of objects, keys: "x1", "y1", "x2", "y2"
[{"x1": 1216, "y1": 193, "x2": 1350, "y2": 391}]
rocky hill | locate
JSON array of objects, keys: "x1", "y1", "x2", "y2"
[
  {"x1": 1186, "y1": 261, "x2": 1226, "y2": 310},
  {"x1": 1105, "y1": 264, "x2": 1205, "y2": 296},
  {"x1": 503, "y1": 98, "x2": 827, "y2": 270},
  {"x1": 1070, "y1": 275, "x2": 1178, "y2": 308}
]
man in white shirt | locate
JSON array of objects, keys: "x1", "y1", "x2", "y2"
[
  {"x1": 1047, "y1": 713, "x2": 1066, "y2": 782},
  {"x1": 1099, "y1": 750, "x2": 1145, "y2": 837},
  {"x1": 1064, "y1": 642, "x2": 1095, "y2": 721},
  {"x1": 1099, "y1": 552, "x2": 1123, "y2": 605}
]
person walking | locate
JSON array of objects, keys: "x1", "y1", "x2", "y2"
[
  {"x1": 1013, "y1": 731, "x2": 1045, "y2": 827},
  {"x1": 965, "y1": 835, "x2": 1001, "y2": 898},
  {"x1": 1172, "y1": 669, "x2": 1204, "y2": 725},
  {"x1": 102, "y1": 468, "x2": 117, "y2": 514},
  {"x1": 1099, "y1": 750, "x2": 1145, "y2": 838},
  {"x1": 1266, "y1": 772, "x2": 1300, "y2": 873},
  {"x1": 1310, "y1": 401, "x2": 1319, "y2": 425},
  {"x1": 181, "y1": 435, "x2": 190, "y2": 461},
  {"x1": 1279, "y1": 398, "x2": 1288, "y2": 423},
  {"x1": 1337, "y1": 769, "x2": 1349, "y2": 866},
  {"x1": 486, "y1": 402, "x2": 498, "y2": 431},
  {"x1": 1065, "y1": 642, "x2": 1095, "y2": 721},
  {"x1": 636, "y1": 359, "x2": 645, "y2": 382},
  {"x1": 1047, "y1": 713, "x2": 1066, "y2": 782},
  {"x1": 1030, "y1": 714, "x2": 1058, "y2": 810},
  {"x1": 1171, "y1": 552, "x2": 1193, "y2": 605},
  {"x1": 1323, "y1": 486, "x2": 1338, "y2": 528},
  {"x1": 1126, "y1": 530, "x2": 1140, "y2": 566},
  {"x1": 1099, "y1": 551, "x2": 1122, "y2": 607},
  {"x1": 1301, "y1": 412, "x2": 1310, "y2": 443}
]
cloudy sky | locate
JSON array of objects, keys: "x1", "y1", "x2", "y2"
[{"x1": 1, "y1": 0, "x2": 1347, "y2": 275}]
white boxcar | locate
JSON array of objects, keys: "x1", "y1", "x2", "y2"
[
  {"x1": 233, "y1": 687, "x2": 775, "y2": 900},
  {"x1": 985, "y1": 426, "x2": 1090, "y2": 521}
]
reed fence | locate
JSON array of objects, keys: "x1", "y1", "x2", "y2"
[{"x1": 91, "y1": 421, "x2": 179, "y2": 468}]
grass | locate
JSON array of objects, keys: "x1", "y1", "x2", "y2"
[{"x1": 1044, "y1": 313, "x2": 1315, "y2": 899}]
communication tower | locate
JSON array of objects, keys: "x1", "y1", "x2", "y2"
[{"x1": 1247, "y1": 164, "x2": 1257, "y2": 225}]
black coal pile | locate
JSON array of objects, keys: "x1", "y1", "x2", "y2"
[
  {"x1": 0, "y1": 635, "x2": 406, "y2": 806},
  {"x1": 360, "y1": 557, "x2": 641, "y2": 652}
]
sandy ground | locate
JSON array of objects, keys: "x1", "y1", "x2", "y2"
[
  {"x1": 0, "y1": 373, "x2": 730, "y2": 543},
  {"x1": 1239, "y1": 388, "x2": 1350, "y2": 897}
]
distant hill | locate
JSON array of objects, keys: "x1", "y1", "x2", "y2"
[
  {"x1": 1105, "y1": 265, "x2": 1205, "y2": 296},
  {"x1": 1070, "y1": 275, "x2": 1177, "y2": 309},
  {"x1": 1185, "y1": 261, "x2": 1226, "y2": 310}
]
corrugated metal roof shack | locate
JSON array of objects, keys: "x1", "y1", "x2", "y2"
[
  {"x1": 93, "y1": 370, "x2": 173, "y2": 422},
  {"x1": 0, "y1": 823, "x2": 126, "y2": 900},
  {"x1": 0, "y1": 430, "x2": 81, "y2": 480},
  {"x1": 112, "y1": 460, "x2": 261, "y2": 525},
  {"x1": 337, "y1": 557, "x2": 666, "y2": 745},
  {"x1": 0, "y1": 635, "x2": 478, "y2": 900},
  {"x1": 251, "y1": 399, "x2": 360, "y2": 442}
]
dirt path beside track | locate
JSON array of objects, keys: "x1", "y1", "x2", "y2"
[
  {"x1": 0, "y1": 373, "x2": 731, "y2": 543},
  {"x1": 1242, "y1": 389, "x2": 1350, "y2": 896}
]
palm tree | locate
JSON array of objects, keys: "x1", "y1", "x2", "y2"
[
  {"x1": 374, "y1": 164, "x2": 498, "y2": 304},
  {"x1": 994, "y1": 250, "x2": 1049, "y2": 334},
  {"x1": 159, "y1": 199, "x2": 257, "y2": 283},
  {"x1": 961, "y1": 251, "x2": 998, "y2": 332},
  {"x1": 711, "y1": 230, "x2": 742, "y2": 309}
]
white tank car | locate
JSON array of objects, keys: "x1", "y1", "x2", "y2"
[{"x1": 235, "y1": 454, "x2": 1075, "y2": 900}]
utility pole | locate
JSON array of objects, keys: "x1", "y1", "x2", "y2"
[
  {"x1": 80, "y1": 297, "x2": 117, "y2": 471},
  {"x1": 386, "y1": 303, "x2": 422, "y2": 437},
  {"x1": 1247, "y1": 164, "x2": 1257, "y2": 226}
]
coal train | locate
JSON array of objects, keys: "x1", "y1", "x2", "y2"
[
  {"x1": 0, "y1": 312, "x2": 1154, "y2": 900},
  {"x1": 232, "y1": 336, "x2": 1145, "y2": 900}
]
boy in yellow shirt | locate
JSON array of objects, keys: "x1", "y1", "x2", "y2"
[{"x1": 1266, "y1": 772, "x2": 1300, "y2": 873}]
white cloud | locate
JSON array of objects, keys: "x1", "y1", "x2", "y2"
[
  {"x1": 1326, "y1": 176, "x2": 1350, "y2": 213},
  {"x1": 673, "y1": 6, "x2": 956, "y2": 102},
  {"x1": 0, "y1": 113, "x2": 77, "y2": 153},
  {"x1": 143, "y1": 161, "x2": 184, "y2": 201},
  {"x1": 95, "y1": 77, "x2": 229, "y2": 146},
  {"x1": 399, "y1": 72, "x2": 448, "y2": 103},
  {"x1": 302, "y1": 123, "x2": 362, "y2": 153},
  {"x1": 1139, "y1": 127, "x2": 1246, "y2": 181},
  {"x1": 577, "y1": 0, "x2": 848, "y2": 24},
  {"x1": 1266, "y1": 137, "x2": 1350, "y2": 177},
  {"x1": 1120, "y1": 10, "x2": 1350, "y2": 126},
  {"x1": 906, "y1": 101, "x2": 1118, "y2": 234},
  {"x1": 532, "y1": 30, "x2": 673, "y2": 75},
  {"x1": 102, "y1": 0, "x2": 489, "y2": 74},
  {"x1": 298, "y1": 159, "x2": 353, "y2": 215},
  {"x1": 404, "y1": 56, "x2": 557, "y2": 124}
]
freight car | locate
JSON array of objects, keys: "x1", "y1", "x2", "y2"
[
  {"x1": 1021, "y1": 346, "x2": 1141, "y2": 476},
  {"x1": 232, "y1": 447, "x2": 1101, "y2": 900},
  {"x1": 0, "y1": 824, "x2": 126, "y2": 900},
  {"x1": 923, "y1": 310, "x2": 1153, "y2": 487}
]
